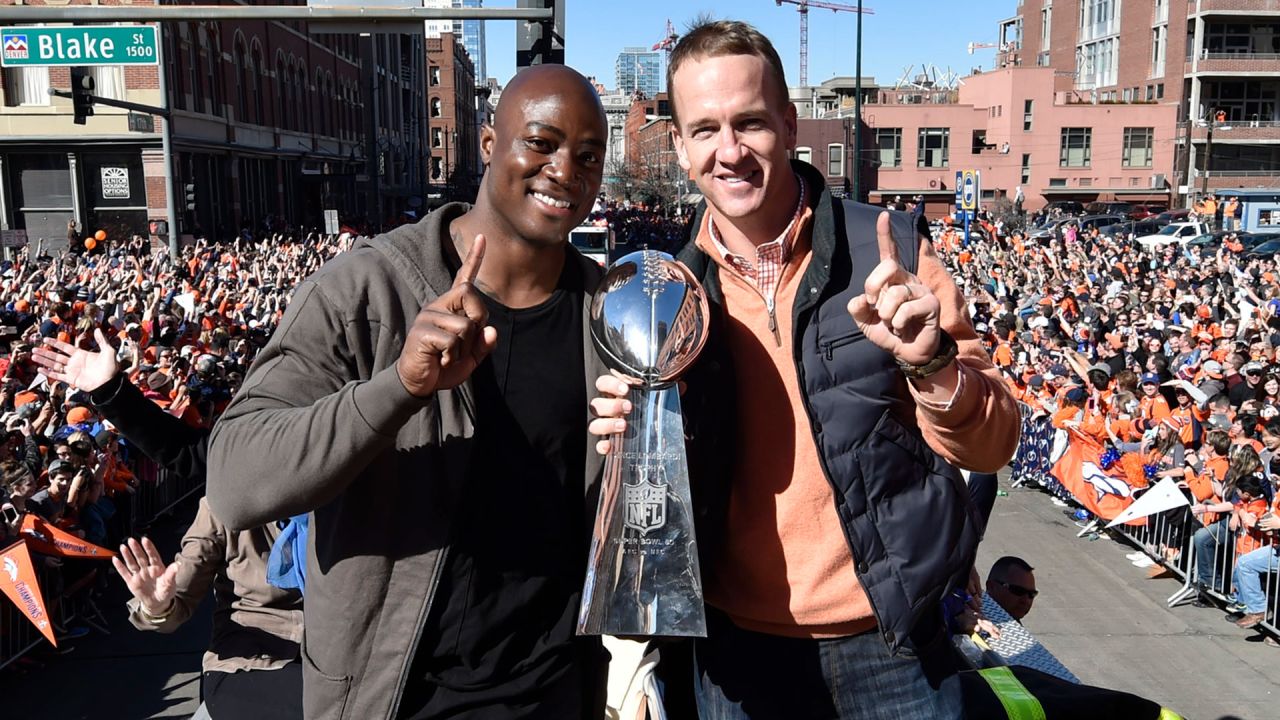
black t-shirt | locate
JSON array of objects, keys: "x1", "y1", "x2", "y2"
[{"x1": 400, "y1": 257, "x2": 592, "y2": 720}]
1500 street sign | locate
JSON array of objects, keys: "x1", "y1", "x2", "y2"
[{"x1": 1, "y1": 25, "x2": 158, "y2": 67}]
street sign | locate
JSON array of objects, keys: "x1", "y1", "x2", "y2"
[
  {"x1": 954, "y1": 172, "x2": 964, "y2": 211},
  {"x1": 0, "y1": 229, "x2": 28, "y2": 248},
  {"x1": 1, "y1": 25, "x2": 158, "y2": 67},
  {"x1": 960, "y1": 169, "x2": 980, "y2": 212},
  {"x1": 128, "y1": 112, "x2": 155, "y2": 133},
  {"x1": 323, "y1": 209, "x2": 339, "y2": 235}
]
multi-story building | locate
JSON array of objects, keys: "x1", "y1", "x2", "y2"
[
  {"x1": 426, "y1": 32, "x2": 479, "y2": 202},
  {"x1": 999, "y1": 0, "x2": 1280, "y2": 204},
  {"x1": 616, "y1": 47, "x2": 661, "y2": 98},
  {"x1": 789, "y1": 76, "x2": 879, "y2": 120},
  {"x1": 619, "y1": 92, "x2": 687, "y2": 204},
  {"x1": 598, "y1": 88, "x2": 632, "y2": 188},
  {"x1": 0, "y1": 0, "x2": 427, "y2": 245},
  {"x1": 423, "y1": 0, "x2": 485, "y2": 82},
  {"x1": 802, "y1": 65, "x2": 1177, "y2": 214}
]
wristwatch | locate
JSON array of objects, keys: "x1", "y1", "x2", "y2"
[{"x1": 896, "y1": 329, "x2": 959, "y2": 380}]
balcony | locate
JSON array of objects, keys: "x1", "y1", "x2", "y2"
[
  {"x1": 1188, "y1": 120, "x2": 1280, "y2": 142},
  {"x1": 1191, "y1": 52, "x2": 1280, "y2": 75},
  {"x1": 1190, "y1": 0, "x2": 1280, "y2": 13}
]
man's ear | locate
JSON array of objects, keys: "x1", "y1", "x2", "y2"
[
  {"x1": 672, "y1": 126, "x2": 691, "y2": 173},
  {"x1": 479, "y1": 124, "x2": 496, "y2": 166}
]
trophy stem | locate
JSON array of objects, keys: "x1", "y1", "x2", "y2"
[{"x1": 577, "y1": 385, "x2": 707, "y2": 637}]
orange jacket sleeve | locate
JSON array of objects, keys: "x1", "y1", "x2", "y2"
[{"x1": 909, "y1": 240, "x2": 1021, "y2": 473}]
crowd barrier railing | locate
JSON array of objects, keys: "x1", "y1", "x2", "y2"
[
  {"x1": 0, "y1": 455, "x2": 204, "y2": 672},
  {"x1": 1015, "y1": 409, "x2": 1280, "y2": 640}
]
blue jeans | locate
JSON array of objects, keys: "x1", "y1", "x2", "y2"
[
  {"x1": 693, "y1": 609, "x2": 964, "y2": 720},
  {"x1": 1194, "y1": 520, "x2": 1232, "y2": 592},
  {"x1": 1233, "y1": 545, "x2": 1280, "y2": 613}
]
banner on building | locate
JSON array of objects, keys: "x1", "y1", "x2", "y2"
[
  {"x1": 0, "y1": 540, "x2": 56, "y2": 646},
  {"x1": 100, "y1": 167, "x2": 130, "y2": 199},
  {"x1": 20, "y1": 514, "x2": 116, "y2": 559}
]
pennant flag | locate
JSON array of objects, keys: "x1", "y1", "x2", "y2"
[
  {"x1": 1050, "y1": 431, "x2": 1141, "y2": 524},
  {"x1": 174, "y1": 292, "x2": 196, "y2": 317},
  {"x1": 0, "y1": 540, "x2": 56, "y2": 646},
  {"x1": 20, "y1": 514, "x2": 116, "y2": 559},
  {"x1": 1107, "y1": 478, "x2": 1191, "y2": 528}
]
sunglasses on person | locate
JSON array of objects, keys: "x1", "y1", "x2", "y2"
[{"x1": 998, "y1": 581, "x2": 1039, "y2": 599}]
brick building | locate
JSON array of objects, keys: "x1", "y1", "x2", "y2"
[
  {"x1": 426, "y1": 32, "x2": 478, "y2": 203},
  {"x1": 997, "y1": 0, "x2": 1280, "y2": 205},
  {"x1": 619, "y1": 92, "x2": 687, "y2": 204},
  {"x1": 0, "y1": 0, "x2": 427, "y2": 247},
  {"x1": 799, "y1": 65, "x2": 1177, "y2": 215}
]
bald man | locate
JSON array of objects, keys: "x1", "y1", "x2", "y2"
[{"x1": 208, "y1": 65, "x2": 612, "y2": 720}]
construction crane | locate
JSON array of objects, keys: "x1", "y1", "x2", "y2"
[
  {"x1": 774, "y1": 0, "x2": 874, "y2": 87},
  {"x1": 651, "y1": 18, "x2": 678, "y2": 54}
]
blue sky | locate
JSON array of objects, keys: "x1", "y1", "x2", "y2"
[{"x1": 484, "y1": 1, "x2": 1013, "y2": 89}]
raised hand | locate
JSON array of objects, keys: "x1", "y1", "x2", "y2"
[
  {"x1": 112, "y1": 536, "x2": 180, "y2": 617},
  {"x1": 32, "y1": 328, "x2": 119, "y2": 393},
  {"x1": 847, "y1": 212, "x2": 941, "y2": 366},
  {"x1": 396, "y1": 234, "x2": 499, "y2": 398}
]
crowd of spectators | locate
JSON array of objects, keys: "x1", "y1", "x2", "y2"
[
  {"x1": 0, "y1": 232, "x2": 353, "y2": 592},
  {"x1": 584, "y1": 199, "x2": 694, "y2": 256},
  {"x1": 936, "y1": 202, "x2": 1280, "y2": 633}
]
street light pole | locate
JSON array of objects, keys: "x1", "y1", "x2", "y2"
[
  {"x1": 852, "y1": 0, "x2": 863, "y2": 203},
  {"x1": 1201, "y1": 108, "x2": 1215, "y2": 199}
]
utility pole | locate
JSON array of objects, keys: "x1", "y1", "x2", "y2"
[
  {"x1": 853, "y1": 0, "x2": 863, "y2": 203},
  {"x1": 1201, "y1": 107, "x2": 1226, "y2": 199}
]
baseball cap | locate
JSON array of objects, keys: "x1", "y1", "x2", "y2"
[
  {"x1": 1089, "y1": 363, "x2": 1112, "y2": 378},
  {"x1": 65, "y1": 406, "x2": 94, "y2": 425},
  {"x1": 1028, "y1": 375, "x2": 1044, "y2": 388},
  {"x1": 1141, "y1": 373, "x2": 1160, "y2": 385},
  {"x1": 146, "y1": 371, "x2": 174, "y2": 393},
  {"x1": 47, "y1": 459, "x2": 73, "y2": 475},
  {"x1": 1244, "y1": 362, "x2": 1265, "y2": 375},
  {"x1": 1202, "y1": 360, "x2": 1224, "y2": 378},
  {"x1": 1065, "y1": 387, "x2": 1087, "y2": 403}
]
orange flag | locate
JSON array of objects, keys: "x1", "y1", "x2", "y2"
[
  {"x1": 0, "y1": 540, "x2": 57, "y2": 646},
  {"x1": 20, "y1": 514, "x2": 117, "y2": 559},
  {"x1": 1051, "y1": 430, "x2": 1143, "y2": 525}
]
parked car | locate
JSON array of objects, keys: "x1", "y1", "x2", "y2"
[
  {"x1": 1240, "y1": 232, "x2": 1280, "y2": 252},
  {"x1": 1128, "y1": 203, "x2": 1168, "y2": 221},
  {"x1": 1085, "y1": 201, "x2": 1134, "y2": 217},
  {"x1": 1135, "y1": 221, "x2": 1211, "y2": 247},
  {"x1": 1243, "y1": 236, "x2": 1280, "y2": 258},
  {"x1": 1097, "y1": 221, "x2": 1134, "y2": 238},
  {"x1": 1043, "y1": 200, "x2": 1086, "y2": 216},
  {"x1": 569, "y1": 225, "x2": 613, "y2": 266},
  {"x1": 1077, "y1": 214, "x2": 1128, "y2": 233},
  {"x1": 1150, "y1": 208, "x2": 1191, "y2": 226},
  {"x1": 1183, "y1": 231, "x2": 1228, "y2": 248},
  {"x1": 1132, "y1": 218, "x2": 1164, "y2": 236},
  {"x1": 1028, "y1": 216, "x2": 1073, "y2": 241}
]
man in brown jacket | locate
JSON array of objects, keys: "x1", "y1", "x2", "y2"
[{"x1": 208, "y1": 65, "x2": 612, "y2": 719}]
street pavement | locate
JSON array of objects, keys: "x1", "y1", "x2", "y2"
[
  {"x1": 0, "y1": 498, "x2": 205, "y2": 719},
  {"x1": 6, "y1": 473, "x2": 1280, "y2": 719},
  {"x1": 979, "y1": 473, "x2": 1280, "y2": 720}
]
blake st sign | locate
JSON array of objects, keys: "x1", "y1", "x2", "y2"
[{"x1": 1, "y1": 25, "x2": 158, "y2": 67}]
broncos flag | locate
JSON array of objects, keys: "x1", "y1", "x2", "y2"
[
  {"x1": 1050, "y1": 429, "x2": 1144, "y2": 525},
  {"x1": 0, "y1": 540, "x2": 57, "y2": 646}
]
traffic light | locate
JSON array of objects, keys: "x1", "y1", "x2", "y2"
[
  {"x1": 184, "y1": 183, "x2": 197, "y2": 212},
  {"x1": 70, "y1": 67, "x2": 95, "y2": 125},
  {"x1": 516, "y1": 0, "x2": 564, "y2": 67}
]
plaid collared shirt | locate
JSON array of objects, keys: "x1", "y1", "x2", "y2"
[{"x1": 707, "y1": 175, "x2": 807, "y2": 302}]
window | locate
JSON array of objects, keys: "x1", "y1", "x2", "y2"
[
  {"x1": 917, "y1": 127, "x2": 950, "y2": 168},
  {"x1": 795, "y1": 146, "x2": 812, "y2": 164},
  {"x1": 1151, "y1": 25, "x2": 1167, "y2": 77},
  {"x1": 1023, "y1": 99, "x2": 1034, "y2": 131},
  {"x1": 2, "y1": 67, "x2": 50, "y2": 106},
  {"x1": 432, "y1": 127, "x2": 444, "y2": 148},
  {"x1": 430, "y1": 66, "x2": 440, "y2": 86},
  {"x1": 1049, "y1": 177, "x2": 1067, "y2": 187},
  {"x1": 1123, "y1": 88, "x2": 1132, "y2": 102},
  {"x1": 1040, "y1": 7, "x2": 1052, "y2": 52},
  {"x1": 1059, "y1": 127, "x2": 1091, "y2": 167},
  {"x1": 430, "y1": 97, "x2": 442, "y2": 117},
  {"x1": 827, "y1": 144, "x2": 844, "y2": 177},
  {"x1": 1123, "y1": 127, "x2": 1154, "y2": 167},
  {"x1": 1157, "y1": 83, "x2": 1164, "y2": 99},
  {"x1": 1146, "y1": 85, "x2": 1154, "y2": 101},
  {"x1": 431, "y1": 157, "x2": 443, "y2": 181},
  {"x1": 875, "y1": 129, "x2": 901, "y2": 167},
  {"x1": 1021, "y1": 153, "x2": 1032, "y2": 185}
]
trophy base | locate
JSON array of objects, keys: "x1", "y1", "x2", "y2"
[{"x1": 577, "y1": 385, "x2": 707, "y2": 637}]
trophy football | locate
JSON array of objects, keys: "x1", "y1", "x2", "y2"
[{"x1": 577, "y1": 250, "x2": 710, "y2": 637}]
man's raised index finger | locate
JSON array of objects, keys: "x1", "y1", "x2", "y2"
[
  {"x1": 875, "y1": 211, "x2": 901, "y2": 268},
  {"x1": 454, "y1": 233, "x2": 486, "y2": 288}
]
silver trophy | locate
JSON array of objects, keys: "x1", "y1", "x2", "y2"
[{"x1": 577, "y1": 250, "x2": 710, "y2": 637}]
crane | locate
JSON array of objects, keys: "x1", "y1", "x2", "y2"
[
  {"x1": 774, "y1": 0, "x2": 874, "y2": 87},
  {"x1": 651, "y1": 18, "x2": 678, "y2": 54}
]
